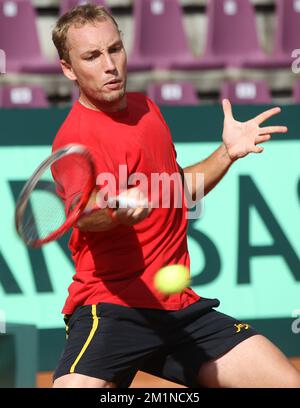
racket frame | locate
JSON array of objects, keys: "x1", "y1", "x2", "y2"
[{"x1": 15, "y1": 144, "x2": 96, "y2": 247}]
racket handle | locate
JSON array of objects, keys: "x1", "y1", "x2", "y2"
[
  {"x1": 108, "y1": 196, "x2": 148, "y2": 209},
  {"x1": 82, "y1": 196, "x2": 149, "y2": 216}
]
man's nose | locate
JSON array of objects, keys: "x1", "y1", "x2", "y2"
[{"x1": 103, "y1": 53, "x2": 117, "y2": 73}]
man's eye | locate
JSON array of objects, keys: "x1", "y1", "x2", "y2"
[
  {"x1": 110, "y1": 46, "x2": 122, "y2": 53},
  {"x1": 85, "y1": 55, "x2": 97, "y2": 61}
]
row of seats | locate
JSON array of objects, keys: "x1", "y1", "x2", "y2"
[
  {"x1": 148, "y1": 80, "x2": 275, "y2": 105},
  {"x1": 0, "y1": 0, "x2": 299, "y2": 74},
  {"x1": 60, "y1": 0, "x2": 110, "y2": 15},
  {"x1": 2, "y1": 80, "x2": 300, "y2": 107}
]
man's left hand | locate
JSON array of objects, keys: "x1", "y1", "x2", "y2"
[{"x1": 221, "y1": 99, "x2": 288, "y2": 161}]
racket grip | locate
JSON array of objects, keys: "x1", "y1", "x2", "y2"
[
  {"x1": 82, "y1": 196, "x2": 149, "y2": 216},
  {"x1": 108, "y1": 196, "x2": 148, "y2": 209}
]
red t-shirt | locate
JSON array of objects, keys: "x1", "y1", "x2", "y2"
[{"x1": 52, "y1": 93, "x2": 200, "y2": 314}]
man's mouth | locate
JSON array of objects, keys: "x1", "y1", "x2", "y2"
[
  {"x1": 104, "y1": 79, "x2": 123, "y2": 91},
  {"x1": 105, "y1": 79, "x2": 121, "y2": 85}
]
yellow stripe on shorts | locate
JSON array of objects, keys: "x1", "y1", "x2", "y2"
[{"x1": 70, "y1": 304, "x2": 99, "y2": 374}]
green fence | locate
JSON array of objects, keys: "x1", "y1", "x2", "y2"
[{"x1": 0, "y1": 324, "x2": 37, "y2": 387}]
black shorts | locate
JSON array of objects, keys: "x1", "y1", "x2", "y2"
[{"x1": 53, "y1": 298, "x2": 258, "y2": 387}]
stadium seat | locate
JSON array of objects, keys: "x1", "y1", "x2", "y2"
[
  {"x1": 0, "y1": 85, "x2": 48, "y2": 108},
  {"x1": 199, "y1": 0, "x2": 269, "y2": 68},
  {"x1": 128, "y1": 0, "x2": 206, "y2": 71},
  {"x1": 0, "y1": 0, "x2": 60, "y2": 74},
  {"x1": 220, "y1": 80, "x2": 272, "y2": 104},
  {"x1": 147, "y1": 82, "x2": 199, "y2": 105},
  {"x1": 293, "y1": 81, "x2": 300, "y2": 103},
  {"x1": 60, "y1": 0, "x2": 109, "y2": 15},
  {"x1": 247, "y1": 0, "x2": 300, "y2": 68},
  {"x1": 271, "y1": 0, "x2": 300, "y2": 68}
]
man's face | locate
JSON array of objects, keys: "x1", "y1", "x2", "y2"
[{"x1": 65, "y1": 18, "x2": 127, "y2": 111}]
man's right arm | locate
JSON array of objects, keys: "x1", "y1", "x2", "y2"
[
  {"x1": 76, "y1": 188, "x2": 151, "y2": 232},
  {"x1": 77, "y1": 208, "x2": 118, "y2": 232},
  {"x1": 74, "y1": 190, "x2": 116, "y2": 232}
]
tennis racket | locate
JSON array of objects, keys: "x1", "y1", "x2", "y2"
[{"x1": 15, "y1": 143, "x2": 144, "y2": 248}]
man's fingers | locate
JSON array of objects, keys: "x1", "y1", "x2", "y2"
[
  {"x1": 222, "y1": 99, "x2": 233, "y2": 119},
  {"x1": 259, "y1": 126, "x2": 288, "y2": 135},
  {"x1": 255, "y1": 134, "x2": 271, "y2": 144},
  {"x1": 131, "y1": 207, "x2": 145, "y2": 219},
  {"x1": 254, "y1": 107, "x2": 281, "y2": 125},
  {"x1": 253, "y1": 145, "x2": 264, "y2": 154},
  {"x1": 112, "y1": 205, "x2": 151, "y2": 225}
]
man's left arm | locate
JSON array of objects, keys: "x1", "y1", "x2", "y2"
[{"x1": 183, "y1": 99, "x2": 288, "y2": 201}]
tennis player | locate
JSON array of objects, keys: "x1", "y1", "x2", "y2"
[{"x1": 51, "y1": 5, "x2": 300, "y2": 388}]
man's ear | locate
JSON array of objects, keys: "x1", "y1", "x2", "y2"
[{"x1": 60, "y1": 59, "x2": 77, "y2": 81}]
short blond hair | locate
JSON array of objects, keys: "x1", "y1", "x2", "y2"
[{"x1": 52, "y1": 4, "x2": 120, "y2": 63}]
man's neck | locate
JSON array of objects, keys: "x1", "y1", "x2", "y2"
[{"x1": 78, "y1": 94, "x2": 127, "y2": 113}]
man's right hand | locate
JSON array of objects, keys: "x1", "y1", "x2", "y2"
[
  {"x1": 110, "y1": 187, "x2": 151, "y2": 227},
  {"x1": 77, "y1": 187, "x2": 151, "y2": 232}
]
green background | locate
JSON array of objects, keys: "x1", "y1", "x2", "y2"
[{"x1": 0, "y1": 105, "x2": 299, "y2": 371}]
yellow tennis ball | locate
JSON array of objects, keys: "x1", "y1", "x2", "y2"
[{"x1": 154, "y1": 264, "x2": 190, "y2": 295}]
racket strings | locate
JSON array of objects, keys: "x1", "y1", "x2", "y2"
[
  {"x1": 17, "y1": 149, "x2": 96, "y2": 246},
  {"x1": 22, "y1": 179, "x2": 67, "y2": 243}
]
